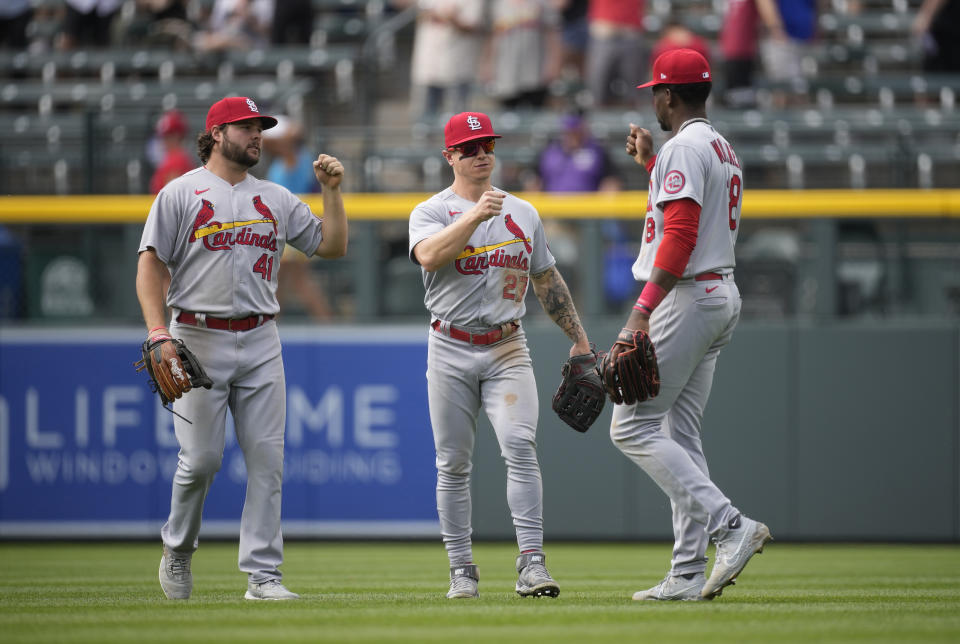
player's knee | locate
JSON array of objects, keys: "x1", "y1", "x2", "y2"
[
  {"x1": 182, "y1": 449, "x2": 223, "y2": 478},
  {"x1": 499, "y1": 434, "x2": 537, "y2": 464},
  {"x1": 610, "y1": 419, "x2": 658, "y2": 450},
  {"x1": 436, "y1": 452, "x2": 472, "y2": 477}
]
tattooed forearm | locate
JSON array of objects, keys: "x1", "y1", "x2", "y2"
[{"x1": 531, "y1": 267, "x2": 586, "y2": 345}]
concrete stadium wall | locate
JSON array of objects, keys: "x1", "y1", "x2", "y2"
[{"x1": 470, "y1": 319, "x2": 960, "y2": 542}]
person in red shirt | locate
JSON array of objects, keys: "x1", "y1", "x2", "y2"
[
  {"x1": 149, "y1": 110, "x2": 196, "y2": 194},
  {"x1": 586, "y1": 0, "x2": 645, "y2": 106},
  {"x1": 650, "y1": 21, "x2": 711, "y2": 67}
]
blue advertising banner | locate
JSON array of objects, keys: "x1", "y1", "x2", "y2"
[{"x1": 0, "y1": 327, "x2": 439, "y2": 538}]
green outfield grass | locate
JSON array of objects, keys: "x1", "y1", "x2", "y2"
[{"x1": 0, "y1": 541, "x2": 958, "y2": 643}]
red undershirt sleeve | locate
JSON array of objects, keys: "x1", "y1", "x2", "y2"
[{"x1": 653, "y1": 198, "x2": 701, "y2": 278}]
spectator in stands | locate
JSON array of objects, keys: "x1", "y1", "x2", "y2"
[
  {"x1": 558, "y1": 0, "x2": 590, "y2": 85},
  {"x1": 759, "y1": 0, "x2": 817, "y2": 105},
  {"x1": 914, "y1": 0, "x2": 960, "y2": 72},
  {"x1": 585, "y1": 0, "x2": 645, "y2": 107},
  {"x1": 0, "y1": 0, "x2": 31, "y2": 50},
  {"x1": 263, "y1": 116, "x2": 318, "y2": 195},
  {"x1": 263, "y1": 116, "x2": 334, "y2": 321},
  {"x1": 486, "y1": 0, "x2": 563, "y2": 110},
  {"x1": 126, "y1": 0, "x2": 194, "y2": 50},
  {"x1": 525, "y1": 112, "x2": 621, "y2": 193},
  {"x1": 719, "y1": 0, "x2": 791, "y2": 107},
  {"x1": 59, "y1": 0, "x2": 124, "y2": 49},
  {"x1": 194, "y1": 0, "x2": 272, "y2": 53},
  {"x1": 650, "y1": 21, "x2": 711, "y2": 66},
  {"x1": 402, "y1": 0, "x2": 486, "y2": 120},
  {"x1": 149, "y1": 110, "x2": 196, "y2": 195},
  {"x1": 523, "y1": 111, "x2": 630, "y2": 310},
  {"x1": 719, "y1": 0, "x2": 760, "y2": 108},
  {"x1": 271, "y1": 0, "x2": 313, "y2": 45}
]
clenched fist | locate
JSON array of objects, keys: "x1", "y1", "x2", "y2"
[
  {"x1": 469, "y1": 190, "x2": 505, "y2": 223},
  {"x1": 626, "y1": 123, "x2": 654, "y2": 167},
  {"x1": 313, "y1": 153, "x2": 344, "y2": 189}
]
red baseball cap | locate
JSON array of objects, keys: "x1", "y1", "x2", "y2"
[
  {"x1": 637, "y1": 48, "x2": 712, "y2": 88},
  {"x1": 156, "y1": 109, "x2": 188, "y2": 136},
  {"x1": 444, "y1": 112, "x2": 502, "y2": 148},
  {"x1": 205, "y1": 96, "x2": 278, "y2": 132}
]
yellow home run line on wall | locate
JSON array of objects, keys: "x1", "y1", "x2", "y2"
[{"x1": 1, "y1": 190, "x2": 959, "y2": 223}]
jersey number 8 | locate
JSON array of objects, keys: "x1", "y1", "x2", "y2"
[{"x1": 728, "y1": 175, "x2": 742, "y2": 231}]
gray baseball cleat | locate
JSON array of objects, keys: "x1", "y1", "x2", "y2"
[
  {"x1": 446, "y1": 563, "x2": 479, "y2": 599},
  {"x1": 515, "y1": 552, "x2": 560, "y2": 598},
  {"x1": 632, "y1": 572, "x2": 710, "y2": 601},
  {"x1": 702, "y1": 515, "x2": 773, "y2": 599},
  {"x1": 159, "y1": 546, "x2": 192, "y2": 600},
  {"x1": 244, "y1": 579, "x2": 300, "y2": 600}
]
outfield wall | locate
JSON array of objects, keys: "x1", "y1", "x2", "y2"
[{"x1": 0, "y1": 321, "x2": 957, "y2": 541}]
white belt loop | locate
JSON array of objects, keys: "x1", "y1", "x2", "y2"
[{"x1": 196, "y1": 312, "x2": 207, "y2": 328}]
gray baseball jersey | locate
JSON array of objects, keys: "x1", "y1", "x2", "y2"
[
  {"x1": 408, "y1": 187, "x2": 555, "y2": 327},
  {"x1": 633, "y1": 119, "x2": 742, "y2": 281},
  {"x1": 139, "y1": 166, "x2": 325, "y2": 317}
]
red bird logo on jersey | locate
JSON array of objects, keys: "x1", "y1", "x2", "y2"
[
  {"x1": 503, "y1": 214, "x2": 532, "y2": 253},
  {"x1": 190, "y1": 198, "x2": 220, "y2": 243},
  {"x1": 252, "y1": 195, "x2": 278, "y2": 235}
]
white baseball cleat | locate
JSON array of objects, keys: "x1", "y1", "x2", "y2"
[
  {"x1": 633, "y1": 572, "x2": 710, "y2": 601},
  {"x1": 159, "y1": 547, "x2": 193, "y2": 600},
  {"x1": 244, "y1": 579, "x2": 300, "y2": 600},
  {"x1": 702, "y1": 516, "x2": 772, "y2": 599},
  {"x1": 515, "y1": 552, "x2": 560, "y2": 598},
  {"x1": 446, "y1": 564, "x2": 479, "y2": 599}
]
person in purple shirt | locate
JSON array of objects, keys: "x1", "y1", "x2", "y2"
[
  {"x1": 526, "y1": 113, "x2": 622, "y2": 193},
  {"x1": 524, "y1": 112, "x2": 628, "y2": 310}
]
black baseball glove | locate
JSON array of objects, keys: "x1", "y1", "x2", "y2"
[
  {"x1": 552, "y1": 347, "x2": 606, "y2": 433},
  {"x1": 600, "y1": 328, "x2": 660, "y2": 405},
  {"x1": 134, "y1": 335, "x2": 213, "y2": 421}
]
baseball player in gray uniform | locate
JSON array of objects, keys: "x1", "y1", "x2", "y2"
[
  {"x1": 608, "y1": 49, "x2": 771, "y2": 601},
  {"x1": 137, "y1": 96, "x2": 348, "y2": 600},
  {"x1": 409, "y1": 112, "x2": 594, "y2": 599}
]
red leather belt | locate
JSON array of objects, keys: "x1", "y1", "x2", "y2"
[
  {"x1": 694, "y1": 272, "x2": 724, "y2": 281},
  {"x1": 431, "y1": 319, "x2": 520, "y2": 345},
  {"x1": 177, "y1": 311, "x2": 274, "y2": 332}
]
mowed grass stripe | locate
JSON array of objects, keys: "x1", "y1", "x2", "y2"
[{"x1": 0, "y1": 542, "x2": 957, "y2": 643}]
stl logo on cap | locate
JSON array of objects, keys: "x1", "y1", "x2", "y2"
[
  {"x1": 205, "y1": 96, "x2": 278, "y2": 131},
  {"x1": 444, "y1": 111, "x2": 502, "y2": 148}
]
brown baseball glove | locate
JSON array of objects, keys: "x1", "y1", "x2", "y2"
[
  {"x1": 134, "y1": 335, "x2": 213, "y2": 417},
  {"x1": 600, "y1": 328, "x2": 660, "y2": 405}
]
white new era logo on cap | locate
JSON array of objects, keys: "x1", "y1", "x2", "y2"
[
  {"x1": 660, "y1": 73, "x2": 667, "y2": 79},
  {"x1": 702, "y1": 72, "x2": 710, "y2": 79}
]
